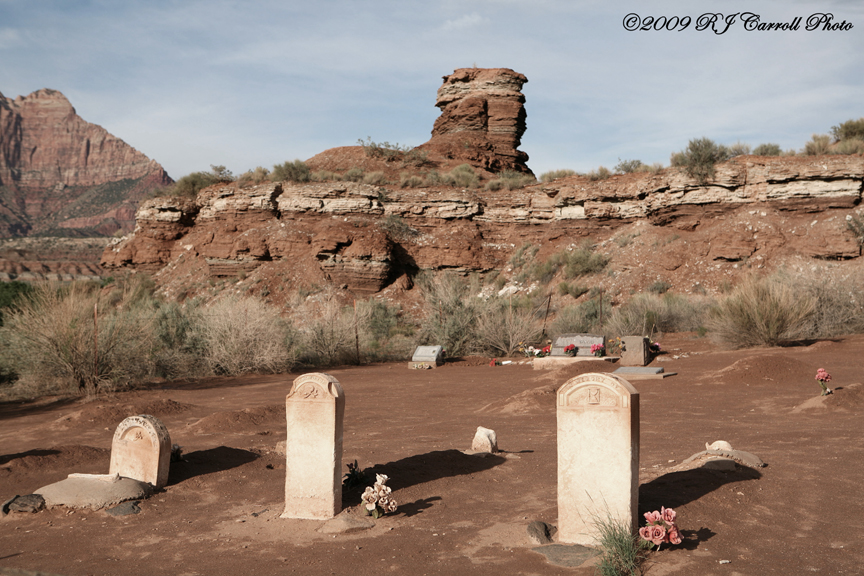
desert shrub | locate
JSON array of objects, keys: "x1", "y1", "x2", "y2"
[
  {"x1": 670, "y1": 138, "x2": 732, "y2": 183},
  {"x1": 400, "y1": 172, "x2": 424, "y2": 188},
  {"x1": 847, "y1": 212, "x2": 864, "y2": 246},
  {"x1": 312, "y1": 170, "x2": 340, "y2": 182},
  {"x1": 830, "y1": 117, "x2": 864, "y2": 142},
  {"x1": 586, "y1": 166, "x2": 611, "y2": 181},
  {"x1": 706, "y1": 275, "x2": 816, "y2": 348},
  {"x1": 614, "y1": 159, "x2": 647, "y2": 174},
  {"x1": 401, "y1": 148, "x2": 430, "y2": 168},
  {"x1": 803, "y1": 134, "x2": 831, "y2": 156},
  {"x1": 727, "y1": 141, "x2": 751, "y2": 157},
  {"x1": 424, "y1": 170, "x2": 447, "y2": 186},
  {"x1": 784, "y1": 267, "x2": 864, "y2": 338},
  {"x1": 540, "y1": 169, "x2": 576, "y2": 182},
  {"x1": 752, "y1": 143, "x2": 782, "y2": 156},
  {"x1": 606, "y1": 293, "x2": 708, "y2": 337},
  {"x1": 484, "y1": 170, "x2": 536, "y2": 191},
  {"x1": 476, "y1": 297, "x2": 543, "y2": 356},
  {"x1": 614, "y1": 232, "x2": 640, "y2": 247},
  {"x1": 508, "y1": 243, "x2": 538, "y2": 271},
  {"x1": 562, "y1": 243, "x2": 610, "y2": 278},
  {"x1": 415, "y1": 273, "x2": 485, "y2": 357},
  {"x1": 362, "y1": 171, "x2": 388, "y2": 185},
  {"x1": 357, "y1": 137, "x2": 411, "y2": 161},
  {"x1": 271, "y1": 160, "x2": 311, "y2": 183},
  {"x1": 830, "y1": 138, "x2": 864, "y2": 155},
  {"x1": 378, "y1": 214, "x2": 418, "y2": 241},
  {"x1": 0, "y1": 281, "x2": 34, "y2": 326},
  {"x1": 648, "y1": 281, "x2": 671, "y2": 295},
  {"x1": 150, "y1": 300, "x2": 208, "y2": 379},
  {"x1": 199, "y1": 295, "x2": 296, "y2": 375},
  {"x1": 450, "y1": 164, "x2": 480, "y2": 188},
  {"x1": 298, "y1": 293, "x2": 358, "y2": 365},
  {"x1": 558, "y1": 282, "x2": 589, "y2": 299},
  {"x1": 549, "y1": 296, "x2": 610, "y2": 336},
  {"x1": 344, "y1": 167, "x2": 365, "y2": 182},
  {"x1": 236, "y1": 166, "x2": 270, "y2": 185},
  {"x1": 1, "y1": 281, "x2": 157, "y2": 395}
]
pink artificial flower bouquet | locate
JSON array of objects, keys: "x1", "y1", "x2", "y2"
[
  {"x1": 639, "y1": 506, "x2": 682, "y2": 550},
  {"x1": 815, "y1": 368, "x2": 832, "y2": 396}
]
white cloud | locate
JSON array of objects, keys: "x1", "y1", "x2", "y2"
[
  {"x1": 442, "y1": 13, "x2": 485, "y2": 31},
  {"x1": 0, "y1": 27, "x2": 21, "y2": 49}
]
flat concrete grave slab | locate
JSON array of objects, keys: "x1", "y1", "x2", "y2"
[
  {"x1": 550, "y1": 334, "x2": 605, "y2": 357},
  {"x1": 533, "y1": 356, "x2": 617, "y2": 370},
  {"x1": 36, "y1": 475, "x2": 152, "y2": 509},
  {"x1": 613, "y1": 366, "x2": 676, "y2": 379},
  {"x1": 410, "y1": 345, "x2": 444, "y2": 369}
]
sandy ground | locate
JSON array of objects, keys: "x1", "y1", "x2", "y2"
[{"x1": 1, "y1": 333, "x2": 863, "y2": 576}]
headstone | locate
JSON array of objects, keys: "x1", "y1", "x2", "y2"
[
  {"x1": 557, "y1": 373, "x2": 639, "y2": 546},
  {"x1": 109, "y1": 415, "x2": 171, "y2": 489},
  {"x1": 550, "y1": 334, "x2": 605, "y2": 357},
  {"x1": 282, "y1": 372, "x2": 345, "y2": 520},
  {"x1": 410, "y1": 345, "x2": 444, "y2": 369},
  {"x1": 620, "y1": 336, "x2": 649, "y2": 366},
  {"x1": 471, "y1": 426, "x2": 498, "y2": 453}
]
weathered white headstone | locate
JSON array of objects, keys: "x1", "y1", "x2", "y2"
[
  {"x1": 620, "y1": 336, "x2": 649, "y2": 366},
  {"x1": 108, "y1": 415, "x2": 171, "y2": 489},
  {"x1": 471, "y1": 426, "x2": 498, "y2": 453},
  {"x1": 282, "y1": 372, "x2": 345, "y2": 520},
  {"x1": 410, "y1": 345, "x2": 444, "y2": 369},
  {"x1": 550, "y1": 334, "x2": 605, "y2": 357},
  {"x1": 557, "y1": 373, "x2": 639, "y2": 546}
]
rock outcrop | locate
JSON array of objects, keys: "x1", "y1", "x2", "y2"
[
  {"x1": 418, "y1": 68, "x2": 531, "y2": 174},
  {"x1": 0, "y1": 89, "x2": 172, "y2": 237},
  {"x1": 103, "y1": 154, "x2": 864, "y2": 295}
]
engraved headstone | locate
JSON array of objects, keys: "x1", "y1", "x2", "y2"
[
  {"x1": 557, "y1": 373, "x2": 639, "y2": 546},
  {"x1": 550, "y1": 334, "x2": 605, "y2": 357},
  {"x1": 410, "y1": 345, "x2": 444, "y2": 369},
  {"x1": 620, "y1": 336, "x2": 650, "y2": 367},
  {"x1": 109, "y1": 415, "x2": 171, "y2": 489},
  {"x1": 282, "y1": 373, "x2": 345, "y2": 520}
]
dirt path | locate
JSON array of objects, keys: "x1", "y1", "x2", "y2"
[{"x1": 2, "y1": 334, "x2": 863, "y2": 575}]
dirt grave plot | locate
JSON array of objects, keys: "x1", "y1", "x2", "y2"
[{"x1": 1, "y1": 333, "x2": 864, "y2": 575}]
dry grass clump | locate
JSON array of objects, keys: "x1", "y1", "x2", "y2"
[
  {"x1": 606, "y1": 293, "x2": 708, "y2": 337},
  {"x1": 476, "y1": 299, "x2": 544, "y2": 356},
  {"x1": 539, "y1": 169, "x2": 576, "y2": 182},
  {"x1": 484, "y1": 170, "x2": 536, "y2": 191}
]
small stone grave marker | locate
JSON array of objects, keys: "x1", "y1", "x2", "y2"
[
  {"x1": 550, "y1": 334, "x2": 605, "y2": 357},
  {"x1": 557, "y1": 373, "x2": 639, "y2": 546},
  {"x1": 109, "y1": 415, "x2": 171, "y2": 489},
  {"x1": 409, "y1": 345, "x2": 444, "y2": 369},
  {"x1": 282, "y1": 372, "x2": 345, "y2": 520},
  {"x1": 620, "y1": 336, "x2": 650, "y2": 366}
]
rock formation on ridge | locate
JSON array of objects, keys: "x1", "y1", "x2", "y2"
[
  {"x1": 0, "y1": 88, "x2": 172, "y2": 238},
  {"x1": 418, "y1": 67, "x2": 531, "y2": 174}
]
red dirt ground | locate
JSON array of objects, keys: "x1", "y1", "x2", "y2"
[{"x1": 2, "y1": 333, "x2": 863, "y2": 575}]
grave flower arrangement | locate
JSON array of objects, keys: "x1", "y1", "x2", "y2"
[
  {"x1": 564, "y1": 344, "x2": 578, "y2": 357},
  {"x1": 361, "y1": 474, "x2": 398, "y2": 519},
  {"x1": 639, "y1": 506, "x2": 682, "y2": 550},
  {"x1": 591, "y1": 343, "x2": 605, "y2": 357},
  {"x1": 649, "y1": 341, "x2": 661, "y2": 354},
  {"x1": 607, "y1": 337, "x2": 623, "y2": 355},
  {"x1": 815, "y1": 368, "x2": 833, "y2": 396}
]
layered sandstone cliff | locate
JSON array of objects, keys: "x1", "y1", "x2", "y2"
[
  {"x1": 0, "y1": 89, "x2": 172, "y2": 237},
  {"x1": 103, "y1": 154, "x2": 864, "y2": 296},
  {"x1": 418, "y1": 68, "x2": 531, "y2": 174}
]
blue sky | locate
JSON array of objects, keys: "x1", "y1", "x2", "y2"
[{"x1": 1, "y1": 0, "x2": 862, "y2": 180}]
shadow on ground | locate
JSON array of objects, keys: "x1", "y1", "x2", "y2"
[
  {"x1": 640, "y1": 466, "x2": 762, "y2": 512},
  {"x1": 167, "y1": 446, "x2": 259, "y2": 485}
]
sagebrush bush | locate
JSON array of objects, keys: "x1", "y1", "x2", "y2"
[
  {"x1": 606, "y1": 293, "x2": 708, "y2": 337},
  {"x1": 415, "y1": 273, "x2": 485, "y2": 357},
  {"x1": 1, "y1": 281, "x2": 157, "y2": 395},
  {"x1": 484, "y1": 170, "x2": 536, "y2": 191},
  {"x1": 752, "y1": 143, "x2": 782, "y2": 156},
  {"x1": 237, "y1": 166, "x2": 270, "y2": 185},
  {"x1": 804, "y1": 134, "x2": 831, "y2": 156},
  {"x1": 540, "y1": 169, "x2": 576, "y2": 182},
  {"x1": 363, "y1": 171, "x2": 388, "y2": 185},
  {"x1": 831, "y1": 138, "x2": 864, "y2": 155},
  {"x1": 614, "y1": 159, "x2": 654, "y2": 174},
  {"x1": 831, "y1": 117, "x2": 864, "y2": 142},
  {"x1": 378, "y1": 214, "x2": 418, "y2": 241},
  {"x1": 476, "y1": 298, "x2": 543, "y2": 356},
  {"x1": 550, "y1": 296, "x2": 610, "y2": 336},
  {"x1": 299, "y1": 292, "x2": 359, "y2": 365},
  {"x1": 670, "y1": 138, "x2": 732, "y2": 183},
  {"x1": 586, "y1": 166, "x2": 612, "y2": 181},
  {"x1": 271, "y1": 160, "x2": 311, "y2": 183},
  {"x1": 344, "y1": 167, "x2": 365, "y2": 182},
  {"x1": 400, "y1": 172, "x2": 424, "y2": 188},
  {"x1": 707, "y1": 275, "x2": 816, "y2": 348},
  {"x1": 449, "y1": 164, "x2": 480, "y2": 188},
  {"x1": 200, "y1": 295, "x2": 296, "y2": 374},
  {"x1": 167, "y1": 165, "x2": 229, "y2": 198},
  {"x1": 312, "y1": 170, "x2": 340, "y2": 182}
]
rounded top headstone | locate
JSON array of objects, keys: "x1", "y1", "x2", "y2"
[
  {"x1": 287, "y1": 373, "x2": 343, "y2": 401},
  {"x1": 109, "y1": 414, "x2": 171, "y2": 489},
  {"x1": 557, "y1": 372, "x2": 638, "y2": 409}
]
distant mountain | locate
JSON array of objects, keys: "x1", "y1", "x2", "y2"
[{"x1": 0, "y1": 88, "x2": 173, "y2": 238}]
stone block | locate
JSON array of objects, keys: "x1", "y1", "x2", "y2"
[
  {"x1": 557, "y1": 373, "x2": 639, "y2": 546},
  {"x1": 282, "y1": 373, "x2": 345, "y2": 520},
  {"x1": 620, "y1": 336, "x2": 650, "y2": 367},
  {"x1": 411, "y1": 345, "x2": 444, "y2": 368},
  {"x1": 109, "y1": 415, "x2": 171, "y2": 489}
]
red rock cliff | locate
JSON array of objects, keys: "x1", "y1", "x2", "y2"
[{"x1": 0, "y1": 88, "x2": 172, "y2": 237}]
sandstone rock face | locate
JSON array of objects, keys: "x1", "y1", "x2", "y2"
[
  {"x1": 419, "y1": 68, "x2": 531, "y2": 174},
  {"x1": 0, "y1": 89, "x2": 172, "y2": 237},
  {"x1": 103, "y1": 155, "x2": 864, "y2": 295}
]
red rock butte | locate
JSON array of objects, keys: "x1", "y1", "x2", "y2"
[{"x1": 419, "y1": 67, "x2": 531, "y2": 174}]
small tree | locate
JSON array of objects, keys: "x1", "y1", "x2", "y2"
[{"x1": 670, "y1": 138, "x2": 731, "y2": 183}]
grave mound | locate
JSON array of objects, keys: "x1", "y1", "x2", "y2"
[{"x1": 189, "y1": 404, "x2": 283, "y2": 434}]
